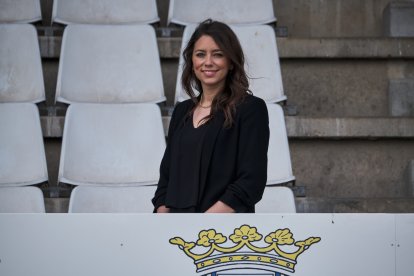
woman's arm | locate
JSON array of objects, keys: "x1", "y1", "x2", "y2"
[
  {"x1": 205, "y1": 201, "x2": 235, "y2": 213},
  {"x1": 152, "y1": 134, "x2": 172, "y2": 211},
  {"x1": 152, "y1": 102, "x2": 189, "y2": 212},
  {"x1": 219, "y1": 97, "x2": 270, "y2": 212},
  {"x1": 156, "y1": 205, "x2": 171, "y2": 213}
]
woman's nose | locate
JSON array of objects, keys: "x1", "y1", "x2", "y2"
[{"x1": 204, "y1": 54, "x2": 213, "y2": 66}]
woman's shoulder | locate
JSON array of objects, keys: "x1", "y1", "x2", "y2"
[
  {"x1": 176, "y1": 99, "x2": 194, "y2": 108},
  {"x1": 173, "y1": 99, "x2": 194, "y2": 115},
  {"x1": 238, "y1": 94, "x2": 267, "y2": 110},
  {"x1": 235, "y1": 94, "x2": 269, "y2": 122},
  {"x1": 168, "y1": 100, "x2": 195, "y2": 133}
]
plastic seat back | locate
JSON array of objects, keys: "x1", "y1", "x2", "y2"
[
  {"x1": 175, "y1": 25, "x2": 285, "y2": 103},
  {"x1": 168, "y1": 0, "x2": 276, "y2": 26},
  {"x1": 52, "y1": 0, "x2": 159, "y2": 25},
  {"x1": 256, "y1": 186, "x2": 296, "y2": 213},
  {"x1": 0, "y1": 24, "x2": 45, "y2": 103},
  {"x1": 56, "y1": 24, "x2": 165, "y2": 104},
  {"x1": 266, "y1": 104, "x2": 295, "y2": 185},
  {"x1": 0, "y1": 187, "x2": 45, "y2": 213},
  {"x1": 0, "y1": 103, "x2": 48, "y2": 186},
  {"x1": 0, "y1": 0, "x2": 42, "y2": 23},
  {"x1": 69, "y1": 185, "x2": 157, "y2": 213},
  {"x1": 59, "y1": 103, "x2": 166, "y2": 186}
]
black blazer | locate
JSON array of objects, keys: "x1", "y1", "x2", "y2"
[{"x1": 152, "y1": 95, "x2": 269, "y2": 212}]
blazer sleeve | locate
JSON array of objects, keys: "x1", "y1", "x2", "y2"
[
  {"x1": 219, "y1": 98, "x2": 270, "y2": 212},
  {"x1": 152, "y1": 102, "x2": 189, "y2": 210}
]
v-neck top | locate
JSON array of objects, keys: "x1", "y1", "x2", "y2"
[{"x1": 165, "y1": 115, "x2": 210, "y2": 212}]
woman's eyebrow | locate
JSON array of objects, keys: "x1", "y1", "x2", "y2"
[{"x1": 194, "y1": 48, "x2": 223, "y2": 52}]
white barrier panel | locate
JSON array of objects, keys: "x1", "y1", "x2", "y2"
[
  {"x1": 396, "y1": 214, "x2": 414, "y2": 276},
  {"x1": 0, "y1": 214, "x2": 413, "y2": 276}
]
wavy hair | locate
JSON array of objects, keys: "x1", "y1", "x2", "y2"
[{"x1": 181, "y1": 19, "x2": 251, "y2": 128}]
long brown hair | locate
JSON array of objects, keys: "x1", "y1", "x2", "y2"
[{"x1": 181, "y1": 19, "x2": 251, "y2": 128}]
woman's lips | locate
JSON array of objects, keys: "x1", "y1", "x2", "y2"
[{"x1": 202, "y1": 70, "x2": 218, "y2": 77}]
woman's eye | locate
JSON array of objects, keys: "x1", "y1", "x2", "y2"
[{"x1": 195, "y1": 52, "x2": 205, "y2": 58}]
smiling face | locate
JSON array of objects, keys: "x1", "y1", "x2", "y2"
[{"x1": 192, "y1": 35, "x2": 232, "y2": 93}]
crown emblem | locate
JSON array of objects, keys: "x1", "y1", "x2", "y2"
[{"x1": 170, "y1": 224, "x2": 321, "y2": 275}]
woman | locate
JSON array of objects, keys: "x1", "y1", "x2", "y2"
[{"x1": 152, "y1": 19, "x2": 269, "y2": 213}]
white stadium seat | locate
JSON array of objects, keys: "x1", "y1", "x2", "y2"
[
  {"x1": 0, "y1": 0, "x2": 42, "y2": 23},
  {"x1": 175, "y1": 24, "x2": 285, "y2": 103},
  {"x1": 56, "y1": 24, "x2": 166, "y2": 104},
  {"x1": 168, "y1": 0, "x2": 276, "y2": 26},
  {"x1": 58, "y1": 103, "x2": 166, "y2": 186},
  {"x1": 256, "y1": 186, "x2": 296, "y2": 213},
  {"x1": 0, "y1": 186, "x2": 45, "y2": 213},
  {"x1": 52, "y1": 0, "x2": 159, "y2": 25},
  {"x1": 0, "y1": 103, "x2": 48, "y2": 186},
  {"x1": 266, "y1": 104, "x2": 295, "y2": 185},
  {"x1": 68, "y1": 185, "x2": 157, "y2": 213},
  {"x1": 0, "y1": 24, "x2": 45, "y2": 103}
]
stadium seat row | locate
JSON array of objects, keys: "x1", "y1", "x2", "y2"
[
  {"x1": 0, "y1": 23, "x2": 286, "y2": 104},
  {"x1": 0, "y1": 102, "x2": 295, "y2": 213},
  {"x1": 0, "y1": 0, "x2": 277, "y2": 26}
]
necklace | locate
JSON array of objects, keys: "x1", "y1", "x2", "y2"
[
  {"x1": 198, "y1": 102, "x2": 211, "y2": 108},
  {"x1": 199, "y1": 94, "x2": 212, "y2": 108}
]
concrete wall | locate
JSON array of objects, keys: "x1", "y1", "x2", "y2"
[
  {"x1": 384, "y1": 1, "x2": 414, "y2": 37},
  {"x1": 291, "y1": 139, "x2": 414, "y2": 198},
  {"x1": 274, "y1": 0, "x2": 410, "y2": 37},
  {"x1": 282, "y1": 59, "x2": 414, "y2": 117},
  {"x1": 389, "y1": 79, "x2": 414, "y2": 116}
]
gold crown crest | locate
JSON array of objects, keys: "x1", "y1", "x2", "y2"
[{"x1": 170, "y1": 224, "x2": 321, "y2": 274}]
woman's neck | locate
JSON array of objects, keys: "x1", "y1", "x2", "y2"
[
  {"x1": 200, "y1": 86, "x2": 222, "y2": 106},
  {"x1": 198, "y1": 93, "x2": 212, "y2": 109}
]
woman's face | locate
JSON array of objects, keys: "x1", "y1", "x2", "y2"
[{"x1": 192, "y1": 35, "x2": 232, "y2": 93}]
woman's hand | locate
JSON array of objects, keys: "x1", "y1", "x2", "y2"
[
  {"x1": 205, "y1": 201, "x2": 235, "y2": 213},
  {"x1": 157, "y1": 205, "x2": 170, "y2": 213}
]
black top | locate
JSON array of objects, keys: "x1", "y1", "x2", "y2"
[
  {"x1": 167, "y1": 116, "x2": 210, "y2": 212},
  {"x1": 152, "y1": 95, "x2": 270, "y2": 213}
]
